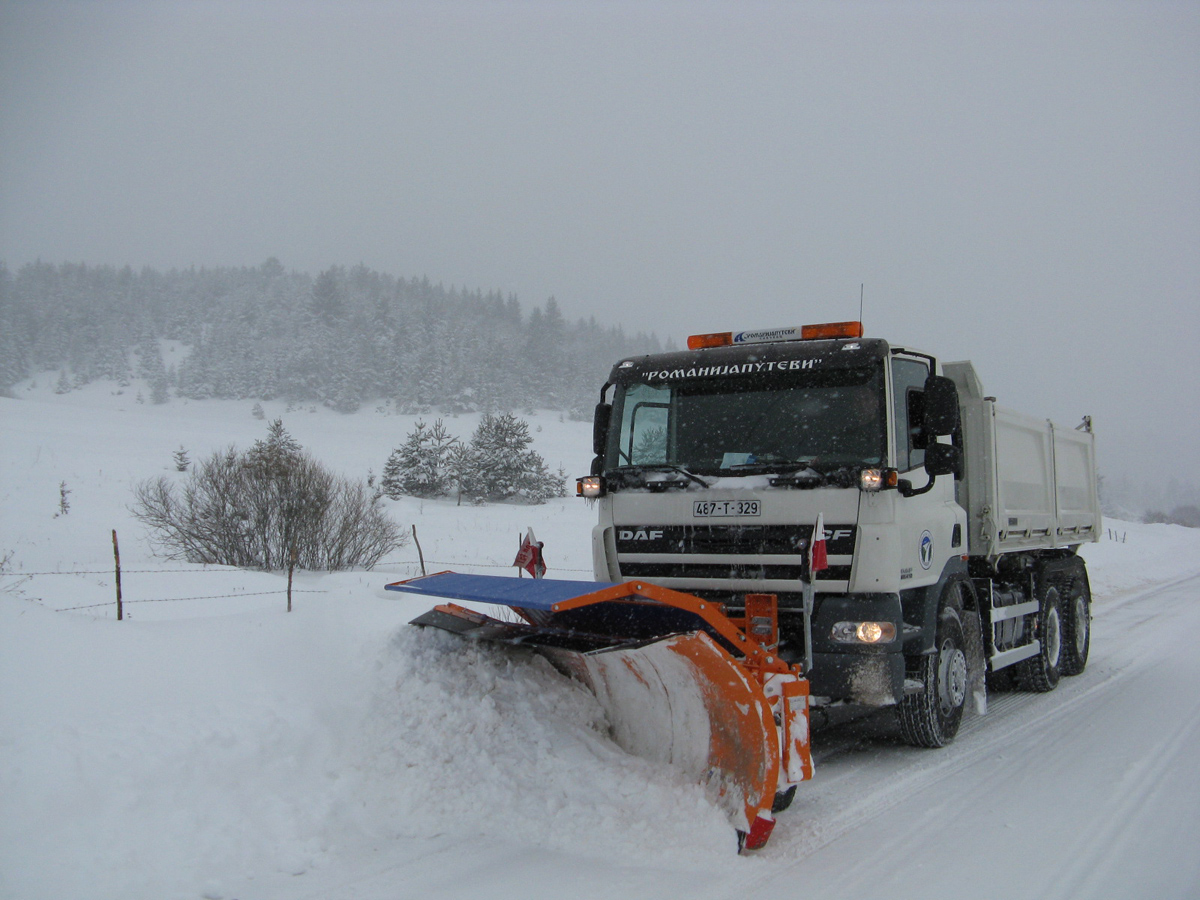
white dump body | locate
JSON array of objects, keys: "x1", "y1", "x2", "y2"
[{"x1": 944, "y1": 361, "x2": 1101, "y2": 558}]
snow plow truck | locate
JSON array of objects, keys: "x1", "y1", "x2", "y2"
[{"x1": 388, "y1": 320, "x2": 1101, "y2": 851}]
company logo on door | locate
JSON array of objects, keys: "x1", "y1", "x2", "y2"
[{"x1": 919, "y1": 530, "x2": 934, "y2": 569}]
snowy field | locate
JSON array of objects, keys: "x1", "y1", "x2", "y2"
[{"x1": 3, "y1": 379, "x2": 1199, "y2": 900}]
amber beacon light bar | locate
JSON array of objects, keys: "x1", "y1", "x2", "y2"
[{"x1": 687, "y1": 321, "x2": 864, "y2": 350}]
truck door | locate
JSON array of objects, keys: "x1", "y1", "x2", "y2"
[{"x1": 889, "y1": 355, "x2": 960, "y2": 589}]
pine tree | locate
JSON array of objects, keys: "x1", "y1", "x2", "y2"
[
  {"x1": 55, "y1": 481, "x2": 71, "y2": 517},
  {"x1": 311, "y1": 267, "x2": 344, "y2": 325},
  {"x1": 150, "y1": 367, "x2": 170, "y2": 404},
  {"x1": 381, "y1": 419, "x2": 459, "y2": 499},
  {"x1": 247, "y1": 419, "x2": 302, "y2": 477},
  {"x1": 426, "y1": 419, "x2": 459, "y2": 490},
  {"x1": 459, "y1": 413, "x2": 565, "y2": 504},
  {"x1": 380, "y1": 445, "x2": 407, "y2": 500}
]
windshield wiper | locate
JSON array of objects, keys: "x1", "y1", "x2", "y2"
[
  {"x1": 724, "y1": 459, "x2": 815, "y2": 476},
  {"x1": 611, "y1": 464, "x2": 711, "y2": 489},
  {"x1": 767, "y1": 468, "x2": 825, "y2": 488},
  {"x1": 769, "y1": 463, "x2": 861, "y2": 489}
]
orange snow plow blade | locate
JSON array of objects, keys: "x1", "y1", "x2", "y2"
[
  {"x1": 546, "y1": 630, "x2": 779, "y2": 834},
  {"x1": 387, "y1": 573, "x2": 813, "y2": 849}
]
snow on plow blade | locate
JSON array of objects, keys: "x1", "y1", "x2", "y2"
[
  {"x1": 386, "y1": 572, "x2": 813, "y2": 850},
  {"x1": 546, "y1": 630, "x2": 779, "y2": 837}
]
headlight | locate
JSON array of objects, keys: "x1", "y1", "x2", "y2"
[
  {"x1": 831, "y1": 621, "x2": 897, "y2": 644},
  {"x1": 576, "y1": 475, "x2": 605, "y2": 498},
  {"x1": 859, "y1": 468, "x2": 899, "y2": 492}
]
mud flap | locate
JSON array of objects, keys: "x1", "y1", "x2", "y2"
[
  {"x1": 962, "y1": 608, "x2": 987, "y2": 715},
  {"x1": 541, "y1": 632, "x2": 781, "y2": 835}
]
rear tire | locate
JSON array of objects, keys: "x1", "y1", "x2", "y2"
[
  {"x1": 1014, "y1": 581, "x2": 1062, "y2": 692},
  {"x1": 899, "y1": 581, "x2": 969, "y2": 748},
  {"x1": 1059, "y1": 564, "x2": 1091, "y2": 677}
]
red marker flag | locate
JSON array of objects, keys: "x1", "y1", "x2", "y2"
[
  {"x1": 514, "y1": 528, "x2": 547, "y2": 579},
  {"x1": 810, "y1": 513, "x2": 828, "y2": 576}
]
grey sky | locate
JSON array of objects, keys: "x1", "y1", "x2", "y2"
[{"x1": 1, "y1": 0, "x2": 1197, "y2": 493}]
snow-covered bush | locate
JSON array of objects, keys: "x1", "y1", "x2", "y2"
[
  {"x1": 381, "y1": 419, "x2": 459, "y2": 499},
  {"x1": 132, "y1": 420, "x2": 405, "y2": 570},
  {"x1": 456, "y1": 413, "x2": 566, "y2": 504}
]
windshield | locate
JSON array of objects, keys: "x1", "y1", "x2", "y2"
[{"x1": 607, "y1": 364, "x2": 885, "y2": 476}]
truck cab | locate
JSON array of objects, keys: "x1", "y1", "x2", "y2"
[{"x1": 578, "y1": 322, "x2": 968, "y2": 710}]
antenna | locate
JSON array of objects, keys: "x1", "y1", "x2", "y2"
[{"x1": 859, "y1": 283, "x2": 864, "y2": 326}]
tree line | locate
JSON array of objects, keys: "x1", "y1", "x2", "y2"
[{"x1": 0, "y1": 259, "x2": 667, "y2": 416}]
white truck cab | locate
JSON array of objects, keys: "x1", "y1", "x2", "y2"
[{"x1": 578, "y1": 322, "x2": 1099, "y2": 748}]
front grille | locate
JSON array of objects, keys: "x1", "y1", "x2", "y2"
[
  {"x1": 614, "y1": 523, "x2": 856, "y2": 556},
  {"x1": 614, "y1": 523, "x2": 856, "y2": 585},
  {"x1": 619, "y1": 562, "x2": 852, "y2": 581}
]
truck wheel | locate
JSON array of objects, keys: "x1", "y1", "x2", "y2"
[
  {"x1": 1014, "y1": 583, "x2": 1062, "y2": 692},
  {"x1": 772, "y1": 784, "x2": 797, "y2": 813},
  {"x1": 1059, "y1": 566, "x2": 1091, "y2": 677},
  {"x1": 898, "y1": 582, "x2": 969, "y2": 748}
]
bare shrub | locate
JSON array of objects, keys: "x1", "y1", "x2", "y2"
[
  {"x1": 1, "y1": 550, "x2": 31, "y2": 596},
  {"x1": 132, "y1": 422, "x2": 405, "y2": 570}
]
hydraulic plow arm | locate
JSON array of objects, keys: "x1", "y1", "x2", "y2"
[{"x1": 387, "y1": 573, "x2": 813, "y2": 851}]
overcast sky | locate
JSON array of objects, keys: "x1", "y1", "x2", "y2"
[{"x1": 1, "y1": 0, "x2": 1197, "y2": 493}]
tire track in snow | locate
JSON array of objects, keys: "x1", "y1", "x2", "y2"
[
  {"x1": 1040, "y1": 699, "x2": 1200, "y2": 900},
  {"x1": 1035, "y1": 573, "x2": 1200, "y2": 900}
]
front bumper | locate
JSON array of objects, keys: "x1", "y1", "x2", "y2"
[{"x1": 805, "y1": 592, "x2": 906, "y2": 706}]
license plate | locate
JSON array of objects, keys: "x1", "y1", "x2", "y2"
[{"x1": 693, "y1": 500, "x2": 761, "y2": 518}]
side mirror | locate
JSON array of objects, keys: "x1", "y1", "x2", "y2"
[
  {"x1": 924, "y1": 441, "x2": 962, "y2": 478},
  {"x1": 898, "y1": 440, "x2": 962, "y2": 497},
  {"x1": 593, "y1": 402, "x2": 612, "y2": 457},
  {"x1": 922, "y1": 376, "x2": 960, "y2": 436}
]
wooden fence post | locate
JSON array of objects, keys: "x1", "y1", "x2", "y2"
[
  {"x1": 412, "y1": 525, "x2": 426, "y2": 576},
  {"x1": 112, "y1": 529, "x2": 123, "y2": 621}
]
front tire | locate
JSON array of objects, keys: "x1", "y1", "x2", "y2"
[
  {"x1": 899, "y1": 582, "x2": 970, "y2": 748},
  {"x1": 1014, "y1": 581, "x2": 1063, "y2": 692}
]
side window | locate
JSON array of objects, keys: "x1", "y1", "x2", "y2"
[
  {"x1": 617, "y1": 383, "x2": 670, "y2": 465},
  {"x1": 892, "y1": 358, "x2": 929, "y2": 472}
]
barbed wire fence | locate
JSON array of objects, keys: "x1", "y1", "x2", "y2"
[
  {"x1": 55, "y1": 590, "x2": 328, "y2": 613},
  {"x1": 2, "y1": 525, "x2": 592, "y2": 617}
]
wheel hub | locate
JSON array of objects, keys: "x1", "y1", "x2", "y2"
[
  {"x1": 1045, "y1": 605, "x2": 1062, "y2": 665},
  {"x1": 938, "y1": 642, "x2": 968, "y2": 713},
  {"x1": 1073, "y1": 595, "x2": 1089, "y2": 655}
]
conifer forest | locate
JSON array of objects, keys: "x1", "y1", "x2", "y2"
[{"x1": 0, "y1": 259, "x2": 666, "y2": 416}]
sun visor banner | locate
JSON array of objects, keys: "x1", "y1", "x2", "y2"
[{"x1": 610, "y1": 338, "x2": 888, "y2": 384}]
